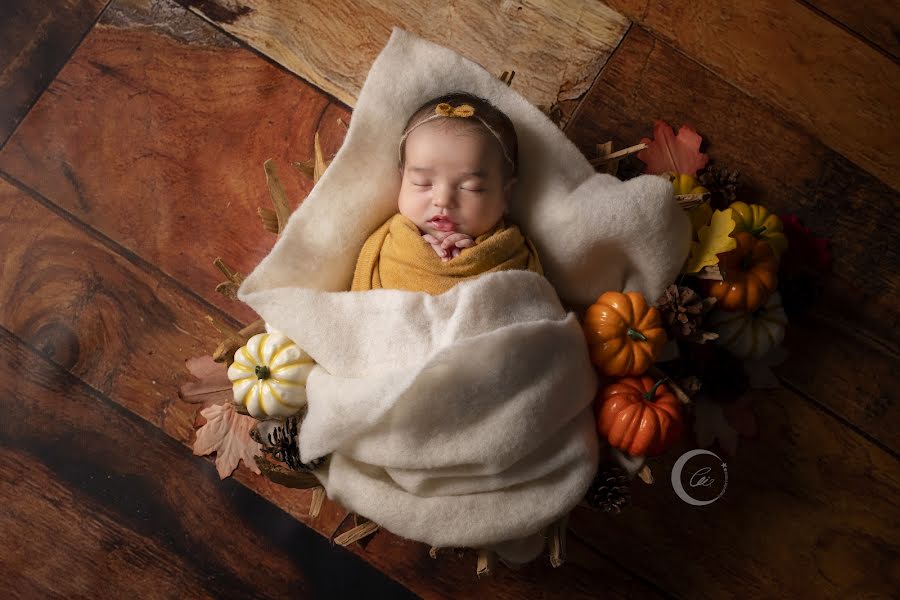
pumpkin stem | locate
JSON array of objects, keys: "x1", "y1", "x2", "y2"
[
  {"x1": 255, "y1": 365, "x2": 271, "y2": 380},
  {"x1": 644, "y1": 378, "x2": 667, "y2": 402},
  {"x1": 627, "y1": 327, "x2": 648, "y2": 341},
  {"x1": 750, "y1": 225, "x2": 767, "y2": 236}
]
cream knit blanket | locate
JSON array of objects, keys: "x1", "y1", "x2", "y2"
[{"x1": 237, "y1": 28, "x2": 690, "y2": 563}]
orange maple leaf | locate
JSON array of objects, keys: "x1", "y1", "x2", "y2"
[
  {"x1": 193, "y1": 402, "x2": 262, "y2": 479},
  {"x1": 638, "y1": 120, "x2": 709, "y2": 176}
]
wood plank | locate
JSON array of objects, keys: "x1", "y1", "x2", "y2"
[
  {"x1": 0, "y1": 325, "x2": 419, "y2": 599},
  {"x1": 0, "y1": 180, "x2": 664, "y2": 598},
  {"x1": 566, "y1": 27, "x2": 900, "y2": 454},
  {"x1": 179, "y1": 0, "x2": 630, "y2": 124},
  {"x1": 0, "y1": 0, "x2": 108, "y2": 144},
  {"x1": 569, "y1": 385, "x2": 900, "y2": 598},
  {"x1": 598, "y1": 0, "x2": 900, "y2": 190},
  {"x1": 778, "y1": 312, "x2": 900, "y2": 456},
  {"x1": 805, "y1": 0, "x2": 900, "y2": 60},
  {"x1": 0, "y1": 177, "x2": 226, "y2": 444},
  {"x1": 0, "y1": 0, "x2": 350, "y2": 326},
  {"x1": 2, "y1": 450, "x2": 214, "y2": 599}
]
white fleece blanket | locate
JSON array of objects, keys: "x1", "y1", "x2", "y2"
[{"x1": 237, "y1": 28, "x2": 691, "y2": 563}]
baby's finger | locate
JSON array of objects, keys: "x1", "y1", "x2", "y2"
[
  {"x1": 440, "y1": 233, "x2": 470, "y2": 249},
  {"x1": 455, "y1": 238, "x2": 475, "y2": 249},
  {"x1": 422, "y1": 234, "x2": 440, "y2": 245}
]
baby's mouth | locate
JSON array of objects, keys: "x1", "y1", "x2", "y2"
[{"x1": 428, "y1": 215, "x2": 457, "y2": 232}]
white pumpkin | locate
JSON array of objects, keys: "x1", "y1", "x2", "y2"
[
  {"x1": 708, "y1": 292, "x2": 787, "y2": 360},
  {"x1": 227, "y1": 332, "x2": 315, "y2": 419}
]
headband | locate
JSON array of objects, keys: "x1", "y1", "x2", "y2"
[{"x1": 397, "y1": 102, "x2": 516, "y2": 172}]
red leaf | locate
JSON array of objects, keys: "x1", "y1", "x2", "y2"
[
  {"x1": 638, "y1": 120, "x2": 709, "y2": 176},
  {"x1": 780, "y1": 214, "x2": 832, "y2": 274}
]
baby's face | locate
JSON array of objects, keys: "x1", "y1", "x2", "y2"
[{"x1": 398, "y1": 121, "x2": 515, "y2": 239}]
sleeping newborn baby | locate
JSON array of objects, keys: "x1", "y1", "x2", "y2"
[{"x1": 351, "y1": 92, "x2": 543, "y2": 293}]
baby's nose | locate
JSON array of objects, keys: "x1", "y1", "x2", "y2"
[{"x1": 432, "y1": 187, "x2": 455, "y2": 207}]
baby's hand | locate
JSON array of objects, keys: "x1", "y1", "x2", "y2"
[
  {"x1": 439, "y1": 233, "x2": 474, "y2": 261},
  {"x1": 423, "y1": 232, "x2": 474, "y2": 261}
]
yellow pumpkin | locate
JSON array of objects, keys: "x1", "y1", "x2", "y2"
[
  {"x1": 727, "y1": 201, "x2": 788, "y2": 258},
  {"x1": 670, "y1": 173, "x2": 708, "y2": 196},
  {"x1": 582, "y1": 291, "x2": 667, "y2": 377},
  {"x1": 227, "y1": 332, "x2": 315, "y2": 419},
  {"x1": 708, "y1": 292, "x2": 787, "y2": 359}
]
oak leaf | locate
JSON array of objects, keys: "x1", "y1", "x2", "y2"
[
  {"x1": 684, "y1": 209, "x2": 736, "y2": 274},
  {"x1": 638, "y1": 120, "x2": 709, "y2": 176},
  {"x1": 193, "y1": 402, "x2": 262, "y2": 479}
]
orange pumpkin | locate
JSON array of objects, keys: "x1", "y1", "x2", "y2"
[
  {"x1": 595, "y1": 376, "x2": 683, "y2": 457},
  {"x1": 582, "y1": 291, "x2": 667, "y2": 376},
  {"x1": 705, "y1": 231, "x2": 778, "y2": 312}
]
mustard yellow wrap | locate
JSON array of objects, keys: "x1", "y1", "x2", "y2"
[{"x1": 351, "y1": 213, "x2": 543, "y2": 294}]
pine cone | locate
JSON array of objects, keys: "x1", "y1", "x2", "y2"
[
  {"x1": 585, "y1": 465, "x2": 631, "y2": 513},
  {"x1": 259, "y1": 416, "x2": 326, "y2": 472},
  {"x1": 655, "y1": 284, "x2": 717, "y2": 342},
  {"x1": 698, "y1": 165, "x2": 741, "y2": 209}
]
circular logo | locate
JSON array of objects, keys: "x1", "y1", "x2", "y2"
[{"x1": 670, "y1": 449, "x2": 728, "y2": 506}]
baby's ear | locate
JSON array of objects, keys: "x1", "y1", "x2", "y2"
[{"x1": 503, "y1": 176, "x2": 518, "y2": 199}]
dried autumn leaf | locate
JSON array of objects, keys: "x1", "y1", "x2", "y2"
[
  {"x1": 693, "y1": 396, "x2": 739, "y2": 456},
  {"x1": 263, "y1": 159, "x2": 292, "y2": 235},
  {"x1": 684, "y1": 209, "x2": 737, "y2": 274},
  {"x1": 638, "y1": 120, "x2": 709, "y2": 176},
  {"x1": 193, "y1": 402, "x2": 262, "y2": 479},
  {"x1": 722, "y1": 396, "x2": 759, "y2": 439},
  {"x1": 693, "y1": 393, "x2": 758, "y2": 458},
  {"x1": 179, "y1": 355, "x2": 232, "y2": 407}
]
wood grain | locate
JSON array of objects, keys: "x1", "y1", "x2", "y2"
[
  {"x1": 0, "y1": 0, "x2": 351, "y2": 326},
  {"x1": 565, "y1": 27, "x2": 900, "y2": 454},
  {"x1": 0, "y1": 179, "x2": 662, "y2": 598},
  {"x1": 0, "y1": 324, "x2": 419, "y2": 599},
  {"x1": 570, "y1": 385, "x2": 900, "y2": 599},
  {"x1": 778, "y1": 314, "x2": 900, "y2": 456},
  {"x1": 179, "y1": 0, "x2": 630, "y2": 124},
  {"x1": 0, "y1": 177, "x2": 230, "y2": 444},
  {"x1": 804, "y1": 0, "x2": 900, "y2": 59},
  {"x1": 598, "y1": 0, "x2": 900, "y2": 190},
  {"x1": 0, "y1": 0, "x2": 108, "y2": 144}
]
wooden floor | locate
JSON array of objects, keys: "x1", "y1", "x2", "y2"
[{"x1": 1, "y1": 0, "x2": 897, "y2": 598}]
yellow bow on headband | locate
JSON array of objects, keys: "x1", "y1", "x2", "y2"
[{"x1": 434, "y1": 102, "x2": 475, "y2": 118}]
